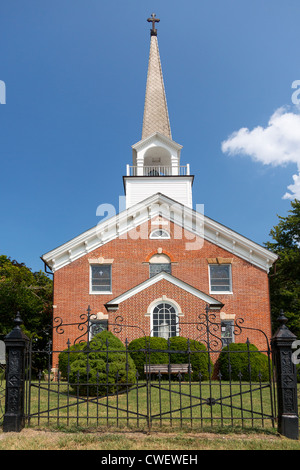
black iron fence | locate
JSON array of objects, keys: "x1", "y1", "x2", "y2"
[
  {"x1": 0, "y1": 366, "x2": 5, "y2": 424},
  {"x1": 1, "y1": 307, "x2": 299, "y2": 439}
]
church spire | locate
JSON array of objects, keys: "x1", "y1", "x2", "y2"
[{"x1": 142, "y1": 14, "x2": 172, "y2": 140}]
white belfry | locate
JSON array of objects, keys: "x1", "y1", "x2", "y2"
[{"x1": 124, "y1": 15, "x2": 194, "y2": 209}]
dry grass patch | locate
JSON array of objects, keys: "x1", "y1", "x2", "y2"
[{"x1": 0, "y1": 428, "x2": 299, "y2": 450}]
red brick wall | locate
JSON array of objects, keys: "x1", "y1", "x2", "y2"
[{"x1": 52, "y1": 219, "x2": 272, "y2": 364}]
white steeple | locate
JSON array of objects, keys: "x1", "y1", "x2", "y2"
[{"x1": 124, "y1": 15, "x2": 193, "y2": 209}]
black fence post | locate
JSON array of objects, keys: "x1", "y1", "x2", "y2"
[
  {"x1": 271, "y1": 311, "x2": 299, "y2": 440},
  {"x1": 3, "y1": 313, "x2": 29, "y2": 432}
]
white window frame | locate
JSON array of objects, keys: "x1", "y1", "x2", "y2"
[
  {"x1": 150, "y1": 301, "x2": 179, "y2": 339},
  {"x1": 149, "y1": 229, "x2": 170, "y2": 239},
  {"x1": 208, "y1": 264, "x2": 233, "y2": 294},
  {"x1": 89, "y1": 264, "x2": 112, "y2": 294}
]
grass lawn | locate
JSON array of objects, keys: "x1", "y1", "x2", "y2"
[
  {"x1": 24, "y1": 379, "x2": 278, "y2": 431},
  {"x1": 1, "y1": 379, "x2": 299, "y2": 450}
]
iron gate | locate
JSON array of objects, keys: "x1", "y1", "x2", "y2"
[
  {"x1": 24, "y1": 306, "x2": 277, "y2": 430},
  {"x1": 0, "y1": 339, "x2": 5, "y2": 424}
]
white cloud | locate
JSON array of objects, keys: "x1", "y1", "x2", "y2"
[
  {"x1": 221, "y1": 106, "x2": 300, "y2": 199},
  {"x1": 283, "y1": 172, "x2": 300, "y2": 200}
]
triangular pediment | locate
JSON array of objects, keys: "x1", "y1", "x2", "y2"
[
  {"x1": 132, "y1": 132, "x2": 182, "y2": 153},
  {"x1": 131, "y1": 132, "x2": 183, "y2": 168},
  {"x1": 42, "y1": 192, "x2": 278, "y2": 273},
  {"x1": 105, "y1": 271, "x2": 224, "y2": 311}
]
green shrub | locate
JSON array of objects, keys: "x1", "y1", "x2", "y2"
[
  {"x1": 217, "y1": 342, "x2": 271, "y2": 381},
  {"x1": 128, "y1": 336, "x2": 213, "y2": 381},
  {"x1": 58, "y1": 342, "x2": 86, "y2": 379},
  {"x1": 169, "y1": 336, "x2": 213, "y2": 380},
  {"x1": 128, "y1": 336, "x2": 168, "y2": 379},
  {"x1": 69, "y1": 330, "x2": 136, "y2": 396}
]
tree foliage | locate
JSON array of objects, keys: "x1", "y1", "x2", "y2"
[
  {"x1": 0, "y1": 255, "x2": 53, "y2": 346},
  {"x1": 265, "y1": 199, "x2": 300, "y2": 337}
]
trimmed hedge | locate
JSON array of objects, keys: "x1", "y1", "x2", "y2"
[
  {"x1": 68, "y1": 330, "x2": 136, "y2": 396},
  {"x1": 169, "y1": 336, "x2": 212, "y2": 381},
  {"x1": 217, "y1": 342, "x2": 270, "y2": 381},
  {"x1": 128, "y1": 336, "x2": 168, "y2": 379},
  {"x1": 128, "y1": 336, "x2": 212, "y2": 380}
]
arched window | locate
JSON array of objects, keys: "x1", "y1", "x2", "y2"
[
  {"x1": 149, "y1": 229, "x2": 170, "y2": 239},
  {"x1": 151, "y1": 302, "x2": 178, "y2": 339},
  {"x1": 149, "y1": 253, "x2": 171, "y2": 277}
]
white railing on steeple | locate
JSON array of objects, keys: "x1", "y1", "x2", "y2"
[{"x1": 126, "y1": 165, "x2": 190, "y2": 176}]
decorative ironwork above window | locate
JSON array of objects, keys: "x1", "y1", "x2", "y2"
[
  {"x1": 221, "y1": 320, "x2": 234, "y2": 346},
  {"x1": 89, "y1": 319, "x2": 108, "y2": 339}
]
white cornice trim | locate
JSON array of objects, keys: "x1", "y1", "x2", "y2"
[
  {"x1": 41, "y1": 192, "x2": 278, "y2": 273},
  {"x1": 105, "y1": 271, "x2": 224, "y2": 308},
  {"x1": 132, "y1": 132, "x2": 183, "y2": 152}
]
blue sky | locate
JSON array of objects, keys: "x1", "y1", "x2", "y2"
[{"x1": 1, "y1": 0, "x2": 300, "y2": 273}]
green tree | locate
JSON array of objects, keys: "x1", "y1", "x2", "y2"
[
  {"x1": 0, "y1": 255, "x2": 53, "y2": 345},
  {"x1": 265, "y1": 199, "x2": 300, "y2": 337}
]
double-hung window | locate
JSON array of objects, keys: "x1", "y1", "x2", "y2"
[
  {"x1": 90, "y1": 265, "x2": 112, "y2": 293},
  {"x1": 209, "y1": 264, "x2": 232, "y2": 293}
]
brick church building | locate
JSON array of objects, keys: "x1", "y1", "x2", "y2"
[{"x1": 42, "y1": 15, "x2": 278, "y2": 359}]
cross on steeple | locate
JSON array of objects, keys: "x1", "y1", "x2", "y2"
[{"x1": 147, "y1": 13, "x2": 160, "y2": 36}]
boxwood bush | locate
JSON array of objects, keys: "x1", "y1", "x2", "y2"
[
  {"x1": 58, "y1": 342, "x2": 86, "y2": 379},
  {"x1": 217, "y1": 342, "x2": 271, "y2": 381},
  {"x1": 68, "y1": 330, "x2": 137, "y2": 396},
  {"x1": 169, "y1": 336, "x2": 213, "y2": 380},
  {"x1": 128, "y1": 336, "x2": 168, "y2": 379},
  {"x1": 128, "y1": 336, "x2": 213, "y2": 380}
]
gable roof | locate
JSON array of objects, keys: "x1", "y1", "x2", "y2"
[
  {"x1": 132, "y1": 131, "x2": 183, "y2": 154},
  {"x1": 105, "y1": 271, "x2": 224, "y2": 311},
  {"x1": 41, "y1": 192, "x2": 278, "y2": 273}
]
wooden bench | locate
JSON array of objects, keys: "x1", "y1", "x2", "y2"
[{"x1": 144, "y1": 364, "x2": 192, "y2": 377}]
